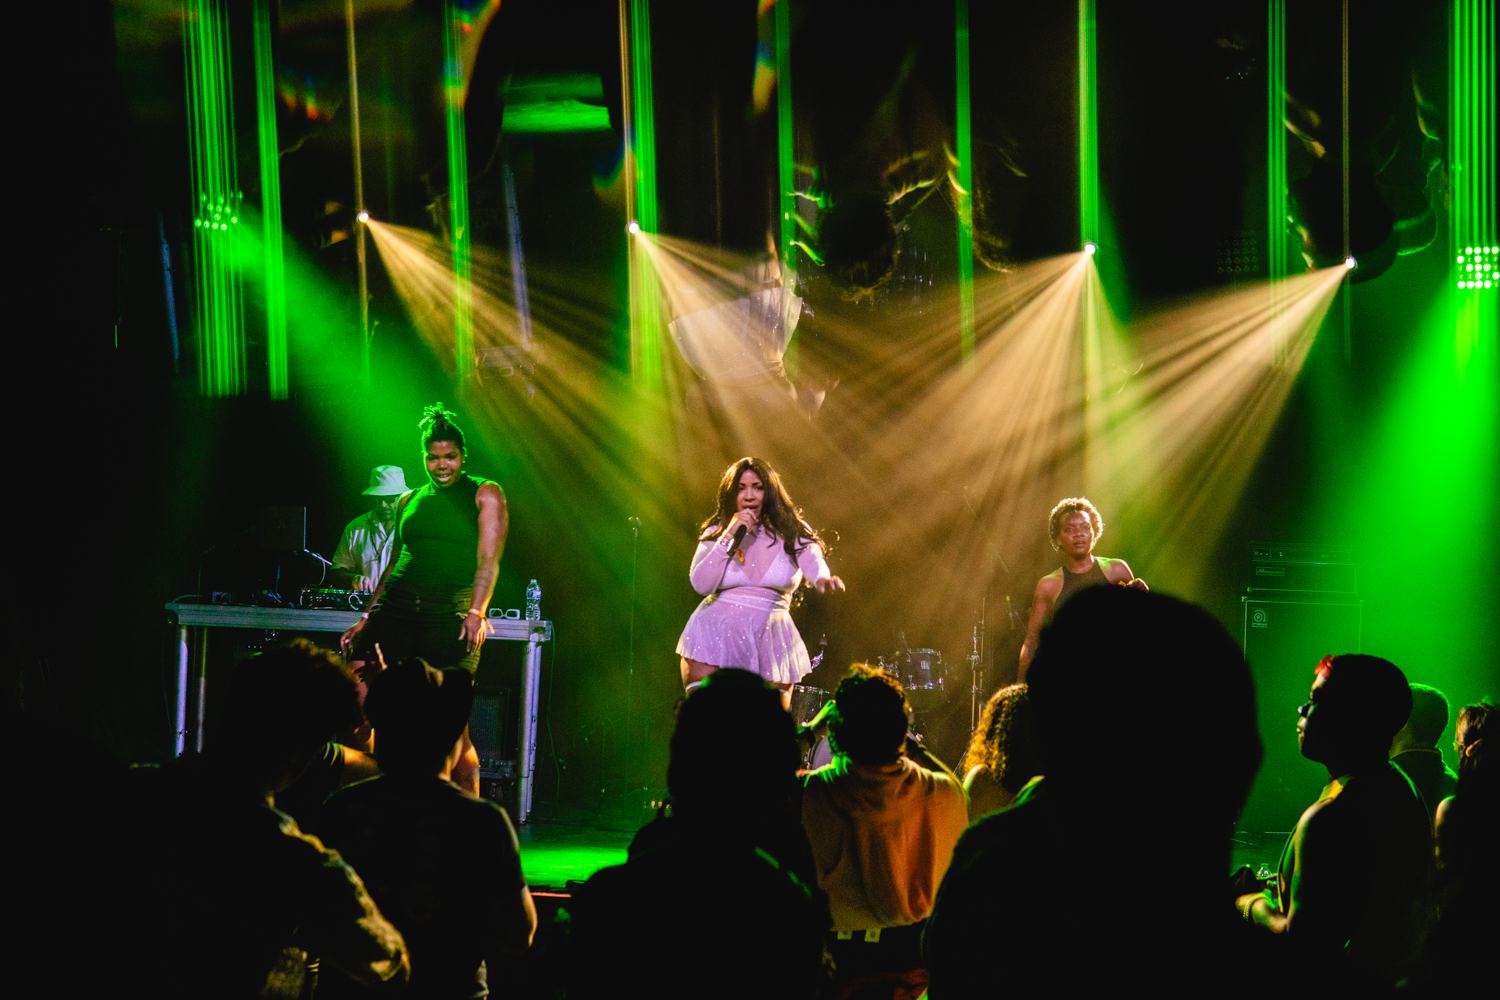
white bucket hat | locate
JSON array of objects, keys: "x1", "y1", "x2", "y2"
[{"x1": 362, "y1": 464, "x2": 410, "y2": 496}]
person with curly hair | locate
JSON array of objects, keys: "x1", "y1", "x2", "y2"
[
  {"x1": 801, "y1": 664, "x2": 967, "y2": 994},
  {"x1": 959, "y1": 683, "x2": 1041, "y2": 820},
  {"x1": 1019, "y1": 497, "x2": 1146, "y2": 677},
  {"x1": 1419, "y1": 700, "x2": 1499, "y2": 991}
]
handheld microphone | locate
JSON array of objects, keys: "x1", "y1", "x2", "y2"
[{"x1": 726, "y1": 522, "x2": 749, "y2": 558}]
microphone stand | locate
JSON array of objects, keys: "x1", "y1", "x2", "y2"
[
  {"x1": 969, "y1": 604, "x2": 985, "y2": 732},
  {"x1": 956, "y1": 484, "x2": 1020, "y2": 729},
  {"x1": 624, "y1": 516, "x2": 642, "y2": 785},
  {"x1": 303, "y1": 548, "x2": 333, "y2": 591}
]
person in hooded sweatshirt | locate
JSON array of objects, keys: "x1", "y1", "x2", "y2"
[{"x1": 801, "y1": 663, "x2": 968, "y2": 993}]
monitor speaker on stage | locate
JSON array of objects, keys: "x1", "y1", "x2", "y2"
[
  {"x1": 471, "y1": 690, "x2": 518, "y2": 808},
  {"x1": 1239, "y1": 595, "x2": 1363, "y2": 836}
]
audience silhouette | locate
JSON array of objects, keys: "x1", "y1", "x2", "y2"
[
  {"x1": 925, "y1": 587, "x2": 1271, "y2": 995},
  {"x1": 319, "y1": 658, "x2": 536, "y2": 999},
  {"x1": 1414, "y1": 700, "x2": 1497, "y2": 992},
  {"x1": 111, "y1": 640, "x2": 410, "y2": 998},
  {"x1": 1236, "y1": 653, "x2": 1432, "y2": 988},
  {"x1": 50, "y1": 594, "x2": 1473, "y2": 997},
  {"x1": 1390, "y1": 682, "x2": 1459, "y2": 823},
  {"x1": 566, "y1": 668, "x2": 830, "y2": 998}
]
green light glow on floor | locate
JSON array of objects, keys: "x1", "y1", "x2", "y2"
[
  {"x1": 623, "y1": 0, "x2": 664, "y2": 386},
  {"x1": 1077, "y1": 0, "x2": 1098, "y2": 249},
  {"x1": 443, "y1": 0, "x2": 474, "y2": 378},
  {"x1": 252, "y1": 0, "x2": 287, "y2": 399},
  {"x1": 775, "y1": 0, "x2": 799, "y2": 376},
  {"x1": 1451, "y1": 0, "x2": 1497, "y2": 371},
  {"x1": 183, "y1": 0, "x2": 247, "y2": 397},
  {"x1": 517, "y1": 825, "x2": 631, "y2": 889},
  {"x1": 955, "y1": 0, "x2": 976, "y2": 365}
]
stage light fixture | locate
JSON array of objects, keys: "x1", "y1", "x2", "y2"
[
  {"x1": 1084, "y1": 241, "x2": 1097, "y2": 256},
  {"x1": 1344, "y1": 256, "x2": 1357, "y2": 270},
  {"x1": 356, "y1": 210, "x2": 370, "y2": 224},
  {"x1": 193, "y1": 206, "x2": 240, "y2": 231},
  {"x1": 627, "y1": 220, "x2": 641, "y2": 235},
  {"x1": 1456, "y1": 245, "x2": 1498, "y2": 292}
]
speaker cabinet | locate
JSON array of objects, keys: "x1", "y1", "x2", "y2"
[
  {"x1": 470, "y1": 690, "x2": 518, "y2": 809},
  {"x1": 1240, "y1": 596, "x2": 1363, "y2": 835}
]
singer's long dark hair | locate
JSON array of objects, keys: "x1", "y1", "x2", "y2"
[{"x1": 697, "y1": 457, "x2": 827, "y2": 559}]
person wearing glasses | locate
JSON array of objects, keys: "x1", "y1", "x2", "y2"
[{"x1": 1235, "y1": 654, "x2": 1433, "y2": 987}]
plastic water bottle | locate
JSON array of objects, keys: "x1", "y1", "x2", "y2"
[{"x1": 525, "y1": 579, "x2": 542, "y2": 621}]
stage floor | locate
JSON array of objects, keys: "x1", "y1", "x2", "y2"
[
  {"x1": 518, "y1": 820, "x2": 632, "y2": 891},
  {"x1": 514, "y1": 816, "x2": 1289, "y2": 893}
]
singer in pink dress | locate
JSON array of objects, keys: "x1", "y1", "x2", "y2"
[{"x1": 677, "y1": 458, "x2": 845, "y2": 702}]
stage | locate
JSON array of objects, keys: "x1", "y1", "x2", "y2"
[
  {"x1": 513, "y1": 815, "x2": 1291, "y2": 896},
  {"x1": 518, "y1": 819, "x2": 632, "y2": 892}
]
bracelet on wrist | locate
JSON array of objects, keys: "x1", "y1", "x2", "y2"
[
  {"x1": 359, "y1": 612, "x2": 370, "y2": 620},
  {"x1": 466, "y1": 608, "x2": 483, "y2": 618}
]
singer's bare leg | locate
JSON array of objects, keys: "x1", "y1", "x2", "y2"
[
  {"x1": 682, "y1": 657, "x2": 792, "y2": 711},
  {"x1": 681, "y1": 656, "x2": 717, "y2": 691}
]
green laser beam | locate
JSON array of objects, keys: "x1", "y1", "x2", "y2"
[
  {"x1": 183, "y1": 0, "x2": 247, "y2": 397},
  {"x1": 443, "y1": 0, "x2": 473, "y2": 378},
  {"x1": 252, "y1": 0, "x2": 287, "y2": 399},
  {"x1": 1078, "y1": 0, "x2": 1099, "y2": 249},
  {"x1": 775, "y1": 0, "x2": 799, "y2": 377},
  {"x1": 1451, "y1": 0, "x2": 1498, "y2": 370},
  {"x1": 956, "y1": 0, "x2": 975, "y2": 366},
  {"x1": 625, "y1": 0, "x2": 663, "y2": 387}
]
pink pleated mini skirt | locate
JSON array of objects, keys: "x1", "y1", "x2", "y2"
[{"x1": 676, "y1": 585, "x2": 812, "y2": 686}]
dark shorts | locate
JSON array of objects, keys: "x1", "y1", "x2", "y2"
[{"x1": 353, "y1": 606, "x2": 481, "y2": 674}]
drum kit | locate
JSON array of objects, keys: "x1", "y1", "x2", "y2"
[
  {"x1": 790, "y1": 684, "x2": 835, "y2": 769},
  {"x1": 791, "y1": 627, "x2": 988, "y2": 769}
]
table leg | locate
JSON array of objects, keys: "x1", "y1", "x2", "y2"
[
  {"x1": 193, "y1": 627, "x2": 208, "y2": 752},
  {"x1": 518, "y1": 634, "x2": 542, "y2": 823},
  {"x1": 174, "y1": 624, "x2": 189, "y2": 756}
]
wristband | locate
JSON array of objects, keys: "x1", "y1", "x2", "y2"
[
  {"x1": 466, "y1": 608, "x2": 483, "y2": 618},
  {"x1": 359, "y1": 612, "x2": 370, "y2": 620}
]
